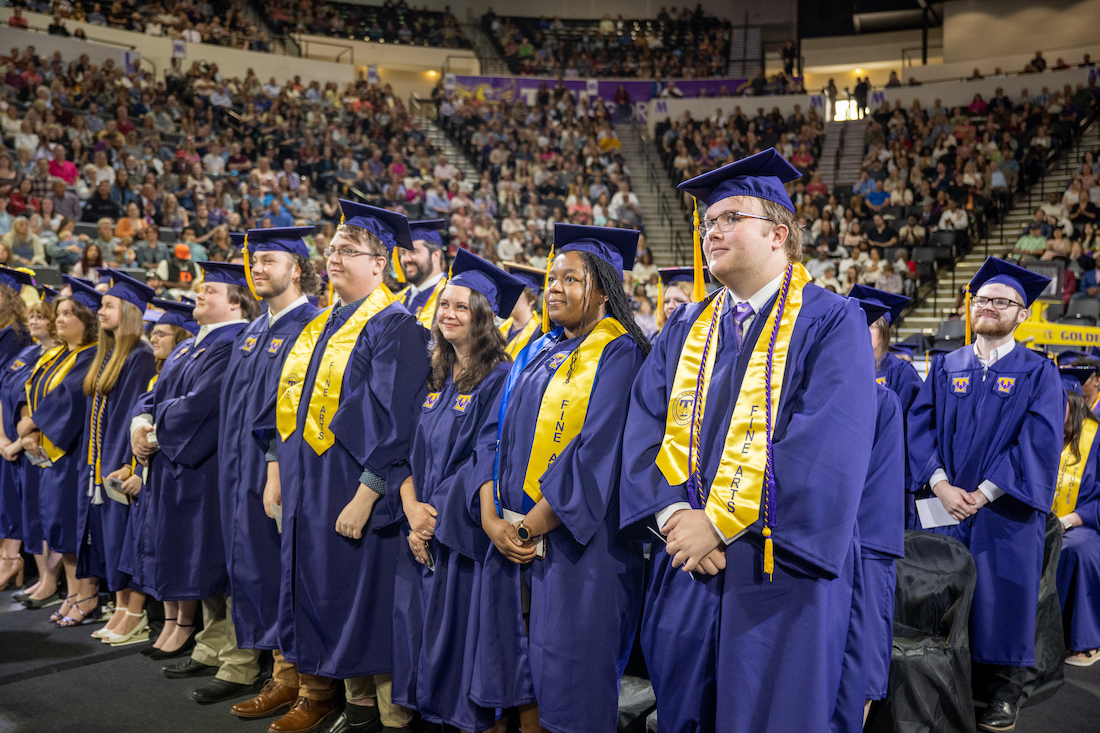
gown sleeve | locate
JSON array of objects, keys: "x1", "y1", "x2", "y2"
[
  {"x1": 906, "y1": 359, "x2": 943, "y2": 491},
  {"x1": 1071, "y1": 429, "x2": 1100, "y2": 533},
  {"x1": 156, "y1": 342, "x2": 235, "y2": 467},
  {"x1": 537, "y1": 336, "x2": 645, "y2": 547},
  {"x1": 860, "y1": 387, "x2": 906, "y2": 559},
  {"x1": 34, "y1": 354, "x2": 92, "y2": 453},
  {"x1": 466, "y1": 382, "x2": 506, "y2": 523},
  {"x1": 983, "y1": 360, "x2": 1064, "y2": 511}
]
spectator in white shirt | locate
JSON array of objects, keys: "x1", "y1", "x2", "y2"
[
  {"x1": 496, "y1": 229, "x2": 526, "y2": 262},
  {"x1": 609, "y1": 182, "x2": 642, "y2": 228},
  {"x1": 433, "y1": 155, "x2": 458, "y2": 182},
  {"x1": 937, "y1": 199, "x2": 969, "y2": 231}
]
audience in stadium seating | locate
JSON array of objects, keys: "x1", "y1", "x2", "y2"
[{"x1": 252, "y1": 0, "x2": 469, "y2": 49}]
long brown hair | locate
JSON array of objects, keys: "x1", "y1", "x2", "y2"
[
  {"x1": 56, "y1": 296, "x2": 98, "y2": 346},
  {"x1": 428, "y1": 288, "x2": 509, "y2": 393},
  {"x1": 1065, "y1": 391, "x2": 1099, "y2": 465},
  {"x1": 84, "y1": 299, "x2": 145, "y2": 396},
  {"x1": 0, "y1": 283, "x2": 29, "y2": 341}
]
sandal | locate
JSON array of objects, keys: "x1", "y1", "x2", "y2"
[
  {"x1": 1066, "y1": 649, "x2": 1100, "y2": 667},
  {"x1": 56, "y1": 596, "x2": 101, "y2": 628},
  {"x1": 105, "y1": 610, "x2": 149, "y2": 646},
  {"x1": 50, "y1": 595, "x2": 78, "y2": 624}
]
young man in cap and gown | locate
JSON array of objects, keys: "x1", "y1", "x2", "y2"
[
  {"x1": 257, "y1": 201, "x2": 429, "y2": 733},
  {"x1": 499, "y1": 262, "x2": 544, "y2": 359},
  {"x1": 908, "y1": 257, "x2": 1063, "y2": 732},
  {"x1": 618, "y1": 149, "x2": 878, "y2": 733},
  {"x1": 400, "y1": 219, "x2": 448, "y2": 331}
]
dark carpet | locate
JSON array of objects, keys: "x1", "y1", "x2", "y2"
[{"x1": 0, "y1": 588, "x2": 1098, "y2": 732}]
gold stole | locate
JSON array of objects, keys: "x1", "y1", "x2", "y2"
[
  {"x1": 520, "y1": 318, "x2": 627, "y2": 505},
  {"x1": 414, "y1": 277, "x2": 447, "y2": 330},
  {"x1": 655, "y1": 264, "x2": 809, "y2": 572},
  {"x1": 276, "y1": 284, "x2": 398, "y2": 455},
  {"x1": 499, "y1": 316, "x2": 539, "y2": 360},
  {"x1": 27, "y1": 343, "x2": 97, "y2": 461},
  {"x1": 1053, "y1": 419, "x2": 1099, "y2": 516}
]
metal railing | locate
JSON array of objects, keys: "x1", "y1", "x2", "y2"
[{"x1": 630, "y1": 123, "x2": 687, "y2": 263}]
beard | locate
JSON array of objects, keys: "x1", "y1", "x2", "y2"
[
  {"x1": 972, "y1": 311, "x2": 1018, "y2": 339},
  {"x1": 403, "y1": 259, "x2": 427, "y2": 287},
  {"x1": 256, "y1": 269, "x2": 293, "y2": 300}
]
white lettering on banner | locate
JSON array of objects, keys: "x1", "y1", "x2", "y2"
[
  {"x1": 519, "y1": 88, "x2": 539, "y2": 106},
  {"x1": 444, "y1": 73, "x2": 456, "y2": 91}
]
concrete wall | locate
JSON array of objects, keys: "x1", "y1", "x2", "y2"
[
  {"x1": 0, "y1": 26, "x2": 128, "y2": 69},
  {"x1": 943, "y1": 0, "x2": 1100, "y2": 63},
  {"x1": 291, "y1": 34, "x2": 478, "y2": 75}
]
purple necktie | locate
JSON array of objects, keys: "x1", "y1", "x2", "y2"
[{"x1": 732, "y1": 302, "x2": 755, "y2": 351}]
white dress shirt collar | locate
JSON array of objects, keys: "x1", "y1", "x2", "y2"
[
  {"x1": 195, "y1": 318, "x2": 247, "y2": 345},
  {"x1": 268, "y1": 294, "x2": 309, "y2": 328}
]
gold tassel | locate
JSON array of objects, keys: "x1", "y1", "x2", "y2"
[
  {"x1": 762, "y1": 527, "x2": 774, "y2": 580},
  {"x1": 394, "y1": 249, "x2": 406, "y2": 283},
  {"x1": 691, "y1": 197, "x2": 706, "y2": 302},
  {"x1": 541, "y1": 241, "x2": 555, "y2": 333},
  {"x1": 242, "y1": 235, "x2": 261, "y2": 300},
  {"x1": 964, "y1": 284, "x2": 971, "y2": 346},
  {"x1": 656, "y1": 282, "x2": 665, "y2": 317}
]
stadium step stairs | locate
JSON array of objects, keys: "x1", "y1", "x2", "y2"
[
  {"x1": 816, "y1": 119, "x2": 869, "y2": 189},
  {"x1": 896, "y1": 120, "x2": 1100, "y2": 342},
  {"x1": 615, "y1": 124, "x2": 680, "y2": 267},
  {"x1": 229, "y1": 0, "x2": 287, "y2": 56},
  {"x1": 460, "y1": 21, "x2": 511, "y2": 76},
  {"x1": 418, "y1": 116, "x2": 484, "y2": 191}
]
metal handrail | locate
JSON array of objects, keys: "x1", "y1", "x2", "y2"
[
  {"x1": 288, "y1": 35, "x2": 354, "y2": 65},
  {"x1": 630, "y1": 123, "x2": 687, "y2": 263}
]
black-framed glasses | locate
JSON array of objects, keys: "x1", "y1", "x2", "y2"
[
  {"x1": 971, "y1": 295, "x2": 1024, "y2": 311},
  {"x1": 698, "y1": 211, "x2": 774, "y2": 237}
]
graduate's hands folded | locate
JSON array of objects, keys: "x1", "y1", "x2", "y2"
[
  {"x1": 664, "y1": 509, "x2": 724, "y2": 574},
  {"x1": 408, "y1": 532, "x2": 431, "y2": 565},
  {"x1": 1, "y1": 440, "x2": 21, "y2": 461},
  {"x1": 933, "y1": 481, "x2": 978, "y2": 521},
  {"x1": 335, "y1": 485, "x2": 380, "y2": 540},
  {"x1": 20, "y1": 432, "x2": 44, "y2": 460},
  {"x1": 132, "y1": 425, "x2": 157, "y2": 460},
  {"x1": 107, "y1": 466, "x2": 132, "y2": 483},
  {"x1": 121, "y1": 474, "x2": 143, "y2": 497},
  {"x1": 967, "y1": 490, "x2": 989, "y2": 512},
  {"x1": 16, "y1": 416, "x2": 35, "y2": 438},
  {"x1": 405, "y1": 499, "x2": 437, "y2": 541},
  {"x1": 484, "y1": 516, "x2": 537, "y2": 564}
]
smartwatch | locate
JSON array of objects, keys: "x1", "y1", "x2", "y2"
[{"x1": 517, "y1": 523, "x2": 533, "y2": 542}]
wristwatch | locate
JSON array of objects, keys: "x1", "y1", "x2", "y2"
[{"x1": 517, "y1": 522, "x2": 533, "y2": 542}]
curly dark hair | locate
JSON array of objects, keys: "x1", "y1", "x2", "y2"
[
  {"x1": 0, "y1": 283, "x2": 29, "y2": 342},
  {"x1": 295, "y1": 253, "x2": 321, "y2": 297},
  {"x1": 428, "y1": 287, "x2": 510, "y2": 393}
]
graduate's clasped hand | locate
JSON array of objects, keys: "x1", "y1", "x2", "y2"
[
  {"x1": 664, "y1": 509, "x2": 727, "y2": 575},
  {"x1": 483, "y1": 514, "x2": 539, "y2": 564},
  {"x1": 335, "y1": 483, "x2": 382, "y2": 540},
  {"x1": 932, "y1": 480, "x2": 990, "y2": 521},
  {"x1": 404, "y1": 499, "x2": 437, "y2": 566}
]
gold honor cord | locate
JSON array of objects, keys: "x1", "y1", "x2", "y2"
[
  {"x1": 519, "y1": 318, "x2": 627, "y2": 506},
  {"x1": 501, "y1": 317, "x2": 540, "y2": 360},
  {"x1": 1053, "y1": 418, "x2": 1099, "y2": 516},
  {"x1": 26, "y1": 343, "x2": 97, "y2": 461},
  {"x1": 276, "y1": 284, "x2": 398, "y2": 454}
]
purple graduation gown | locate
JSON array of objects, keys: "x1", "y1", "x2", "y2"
[
  {"x1": 219, "y1": 301, "x2": 317, "y2": 650},
  {"x1": 837, "y1": 385, "x2": 906, "y2": 728},
  {"x1": 75, "y1": 345, "x2": 156, "y2": 591},
  {"x1": 878, "y1": 353, "x2": 922, "y2": 527},
  {"x1": 391, "y1": 363, "x2": 509, "y2": 732},
  {"x1": 907, "y1": 345, "x2": 1063, "y2": 666},
  {"x1": 30, "y1": 345, "x2": 97, "y2": 555},
  {"x1": 136, "y1": 324, "x2": 246, "y2": 600},
  {"x1": 0, "y1": 344, "x2": 39, "y2": 542},
  {"x1": 467, "y1": 325, "x2": 646, "y2": 733},
  {"x1": 619, "y1": 285, "x2": 877, "y2": 733},
  {"x1": 257, "y1": 300, "x2": 429, "y2": 678},
  {"x1": 1056, "y1": 425, "x2": 1100, "y2": 652}
]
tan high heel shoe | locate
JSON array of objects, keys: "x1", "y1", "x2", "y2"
[{"x1": 0, "y1": 555, "x2": 24, "y2": 591}]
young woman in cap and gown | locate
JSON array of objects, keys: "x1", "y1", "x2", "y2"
[
  {"x1": 391, "y1": 249, "x2": 523, "y2": 733},
  {"x1": 217, "y1": 227, "x2": 322, "y2": 719},
  {"x1": 18, "y1": 276, "x2": 101, "y2": 626},
  {"x1": 256, "y1": 201, "x2": 428, "y2": 732},
  {"x1": 117, "y1": 298, "x2": 199, "y2": 655},
  {"x1": 129, "y1": 262, "x2": 258, "y2": 658},
  {"x1": 0, "y1": 267, "x2": 36, "y2": 590},
  {"x1": 499, "y1": 263, "x2": 544, "y2": 360},
  {"x1": 651, "y1": 266, "x2": 710, "y2": 343},
  {"x1": 1053, "y1": 369, "x2": 1100, "y2": 668},
  {"x1": 3, "y1": 288, "x2": 59, "y2": 603},
  {"x1": 74, "y1": 269, "x2": 157, "y2": 645},
  {"x1": 837, "y1": 293, "x2": 907, "y2": 728},
  {"x1": 619, "y1": 149, "x2": 878, "y2": 733},
  {"x1": 908, "y1": 257, "x2": 1063, "y2": 732},
  {"x1": 468, "y1": 224, "x2": 650, "y2": 733}
]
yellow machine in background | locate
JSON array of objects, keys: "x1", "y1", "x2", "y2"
[{"x1": 1015, "y1": 306, "x2": 1100, "y2": 349}]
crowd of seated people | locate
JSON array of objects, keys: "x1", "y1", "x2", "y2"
[
  {"x1": 485, "y1": 8, "x2": 732, "y2": 79},
  {"x1": 254, "y1": 0, "x2": 470, "y2": 48},
  {"x1": 9, "y1": 0, "x2": 274, "y2": 51},
  {"x1": 0, "y1": 38, "x2": 476, "y2": 299}
]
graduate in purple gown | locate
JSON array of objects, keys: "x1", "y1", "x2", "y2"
[
  {"x1": 258, "y1": 201, "x2": 428, "y2": 732},
  {"x1": 619, "y1": 150, "x2": 878, "y2": 733},
  {"x1": 1053, "y1": 377, "x2": 1100, "y2": 667},
  {"x1": 400, "y1": 218, "x2": 449, "y2": 331},
  {"x1": 74, "y1": 270, "x2": 157, "y2": 645},
  {"x1": 212, "y1": 227, "x2": 323, "y2": 713},
  {"x1": 19, "y1": 277, "x2": 101, "y2": 626},
  {"x1": 651, "y1": 267, "x2": 710, "y2": 345},
  {"x1": 117, "y1": 299, "x2": 197, "y2": 654},
  {"x1": 499, "y1": 262, "x2": 544, "y2": 360},
  {"x1": 837, "y1": 296, "x2": 906, "y2": 728},
  {"x1": 0, "y1": 267, "x2": 34, "y2": 367},
  {"x1": 468, "y1": 224, "x2": 649, "y2": 733},
  {"x1": 907, "y1": 257, "x2": 1063, "y2": 732},
  {"x1": 391, "y1": 249, "x2": 523, "y2": 733},
  {"x1": 130, "y1": 262, "x2": 258, "y2": 658}
]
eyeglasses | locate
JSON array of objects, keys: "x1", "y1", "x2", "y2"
[
  {"x1": 698, "y1": 211, "x2": 774, "y2": 237},
  {"x1": 323, "y1": 246, "x2": 379, "y2": 260},
  {"x1": 971, "y1": 296, "x2": 1024, "y2": 311}
]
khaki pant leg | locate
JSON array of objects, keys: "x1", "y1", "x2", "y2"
[
  {"x1": 272, "y1": 649, "x2": 300, "y2": 690},
  {"x1": 212, "y1": 597, "x2": 261, "y2": 684}
]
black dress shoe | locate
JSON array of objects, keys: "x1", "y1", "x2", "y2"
[
  {"x1": 148, "y1": 633, "x2": 196, "y2": 660},
  {"x1": 162, "y1": 658, "x2": 217, "y2": 679},
  {"x1": 978, "y1": 701, "x2": 1019, "y2": 732},
  {"x1": 191, "y1": 678, "x2": 261, "y2": 704}
]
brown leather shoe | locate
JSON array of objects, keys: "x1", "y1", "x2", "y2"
[
  {"x1": 268, "y1": 696, "x2": 340, "y2": 733},
  {"x1": 232, "y1": 679, "x2": 300, "y2": 718}
]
